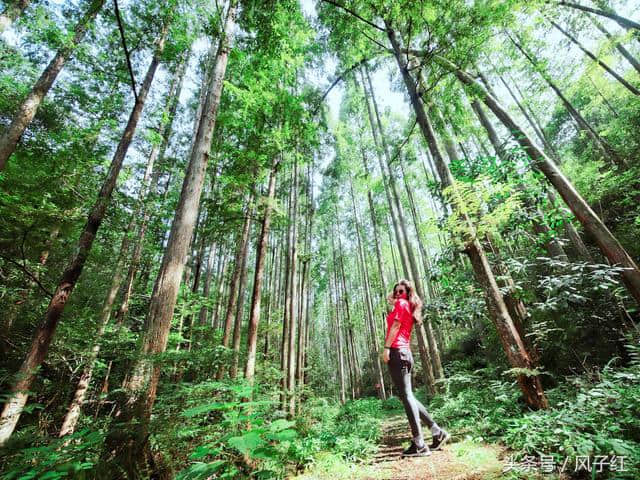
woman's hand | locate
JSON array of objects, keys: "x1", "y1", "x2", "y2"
[{"x1": 382, "y1": 348, "x2": 390, "y2": 363}]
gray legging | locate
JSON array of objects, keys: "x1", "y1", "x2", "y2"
[{"x1": 388, "y1": 347, "x2": 437, "y2": 446}]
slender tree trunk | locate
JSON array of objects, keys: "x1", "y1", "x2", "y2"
[
  {"x1": 0, "y1": 0, "x2": 106, "y2": 170},
  {"x1": 349, "y1": 177, "x2": 386, "y2": 399},
  {"x1": 59, "y1": 227, "x2": 132, "y2": 437},
  {"x1": 217, "y1": 199, "x2": 253, "y2": 380},
  {"x1": 589, "y1": 16, "x2": 640, "y2": 74},
  {"x1": 444, "y1": 56, "x2": 640, "y2": 306},
  {"x1": 0, "y1": 0, "x2": 31, "y2": 31},
  {"x1": 0, "y1": 29, "x2": 166, "y2": 445},
  {"x1": 363, "y1": 65, "x2": 441, "y2": 389},
  {"x1": 556, "y1": 1, "x2": 640, "y2": 33},
  {"x1": 115, "y1": 51, "x2": 189, "y2": 325},
  {"x1": 388, "y1": 24, "x2": 548, "y2": 408},
  {"x1": 470, "y1": 98, "x2": 568, "y2": 259},
  {"x1": 509, "y1": 34, "x2": 627, "y2": 169},
  {"x1": 287, "y1": 157, "x2": 299, "y2": 415},
  {"x1": 245, "y1": 157, "x2": 280, "y2": 381},
  {"x1": 102, "y1": 3, "x2": 238, "y2": 472},
  {"x1": 230, "y1": 205, "x2": 253, "y2": 379},
  {"x1": 549, "y1": 19, "x2": 640, "y2": 95}
]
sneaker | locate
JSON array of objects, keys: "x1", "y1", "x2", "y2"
[
  {"x1": 429, "y1": 429, "x2": 450, "y2": 451},
  {"x1": 401, "y1": 441, "x2": 431, "y2": 457}
]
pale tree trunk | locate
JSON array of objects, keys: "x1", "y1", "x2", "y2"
[
  {"x1": 349, "y1": 177, "x2": 386, "y2": 399},
  {"x1": 364, "y1": 69, "x2": 442, "y2": 389},
  {"x1": 509, "y1": 34, "x2": 627, "y2": 169},
  {"x1": 493, "y1": 72, "x2": 595, "y2": 260},
  {"x1": 0, "y1": 0, "x2": 106, "y2": 170},
  {"x1": 469, "y1": 98, "x2": 568, "y2": 260},
  {"x1": 557, "y1": 1, "x2": 640, "y2": 34},
  {"x1": 328, "y1": 285, "x2": 346, "y2": 404},
  {"x1": 442, "y1": 56, "x2": 640, "y2": 306},
  {"x1": 335, "y1": 223, "x2": 361, "y2": 398},
  {"x1": 388, "y1": 24, "x2": 548, "y2": 409},
  {"x1": 0, "y1": 0, "x2": 31, "y2": 31},
  {"x1": 496, "y1": 72, "x2": 558, "y2": 157},
  {"x1": 359, "y1": 68, "x2": 411, "y2": 277},
  {"x1": 103, "y1": 3, "x2": 238, "y2": 472},
  {"x1": 330, "y1": 234, "x2": 346, "y2": 403},
  {"x1": 245, "y1": 157, "x2": 280, "y2": 382},
  {"x1": 358, "y1": 143, "x2": 387, "y2": 297},
  {"x1": 549, "y1": 20, "x2": 640, "y2": 96},
  {"x1": 0, "y1": 28, "x2": 166, "y2": 445},
  {"x1": 363, "y1": 64, "x2": 442, "y2": 389},
  {"x1": 212, "y1": 249, "x2": 229, "y2": 330}
]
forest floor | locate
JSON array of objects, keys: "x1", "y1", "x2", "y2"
[{"x1": 296, "y1": 413, "x2": 569, "y2": 480}]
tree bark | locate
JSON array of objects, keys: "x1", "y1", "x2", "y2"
[
  {"x1": 0, "y1": 0, "x2": 106, "y2": 170},
  {"x1": 556, "y1": 1, "x2": 640, "y2": 33},
  {"x1": 0, "y1": 27, "x2": 165, "y2": 445},
  {"x1": 59, "y1": 227, "x2": 132, "y2": 437},
  {"x1": 115, "y1": 53, "x2": 189, "y2": 325},
  {"x1": 349, "y1": 177, "x2": 387, "y2": 399},
  {"x1": 229, "y1": 205, "x2": 253, "y2": 379}
]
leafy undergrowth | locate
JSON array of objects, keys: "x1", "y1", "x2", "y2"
[{"x1": 423, "y1": 353, "x2": 640, "y2": 480}]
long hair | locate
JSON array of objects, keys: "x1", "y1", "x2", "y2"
[{"x1": 387, "y1": 279, "x2": 423, "y2": 324}]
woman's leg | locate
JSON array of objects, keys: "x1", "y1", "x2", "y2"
[
  {"x1": 389, "y1": 355, "x2": 424, "y2": 447},
  {"x1": 415, "y1": 397, "x2": 441, "y2": 435}
]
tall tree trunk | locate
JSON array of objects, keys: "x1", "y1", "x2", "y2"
[
  {"x1": 443, "y1": 56, "x2": 640, "y2": 306},
  {"x1": 59, "y1": 227, "x2": 132, "y2": 437},
  {"x1": 469, "y1": 98, "x2": 568, "y2": 259},
  {"x1": 549, "y1": 19, "x2": 640, "y2": 96},
  {"x1": 245, "y1": 157, "x2": 280, "y2": 382},
  {"x1": 358, "y1": 142, "x2": 387, "y2": 296},
  {"x1": 102, "y1": 3, "x2": 238, "y2": 472},
  {"x1": 0, "y1": 29, "x2": 166, "y2": 445},
  {"x1": 588, "y1": 16, "x2": 640, "y2": 75},
  {"x1": 0, "y1": 0, "x2": 31, "y2": 31},
  {"x1": 230, "y1": 205, "x2": 253, "y2": 379},
  {"x1": 509, "y1": 34, "x2": 627, "y2": 169},
  {"x1": 349, "y1": 177, "x2": 387, "y2": 399},
  {"x1": 217, "y1": 199, "x2": 253, "y2": 380},
  {"x1": 556, "y1": 1, "x2": 640, "y2": 33},
  {"x1": 286, "y1": 157, "x2": 299, "y2": 415},
  {"x1": 0, "y1": 0, "x2": 106, "y2": 170},
  {"x1": 115, "y1": 51, "x2": 189, "y2": 325},
  {"x1": 388, "y1": 24, "x2": 548, "y2": 409},
  {"x1": 363, "y1": 65, "x2": 442, "y2": 389}
]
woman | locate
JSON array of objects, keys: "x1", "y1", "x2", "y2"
[{"x1": 383, "y1": 279, "x2": 449, "y2": 457}]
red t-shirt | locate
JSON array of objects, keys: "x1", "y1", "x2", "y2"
[{"x1": 385, "y1": 298, "x2": 414, "y2": 348}]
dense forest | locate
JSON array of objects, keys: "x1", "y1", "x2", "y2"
[{"x1": 1, "y1": 0, "x2": 640, "y2": 478}]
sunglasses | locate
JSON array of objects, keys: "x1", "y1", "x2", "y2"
[{"x1": 394, "y1": 289, "x2": 406, "y2": 295}]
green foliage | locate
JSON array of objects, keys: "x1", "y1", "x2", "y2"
[{"x1": 1, "y1": 428, "x2": 106, "y2": 480}]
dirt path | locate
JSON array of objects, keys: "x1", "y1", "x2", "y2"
[
  {"x1": 295, "y1": 414, "x2": 509, "y2": 480},
  {"x1": 361, "y1": 414, "x2": 506, "y2": 480}
]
